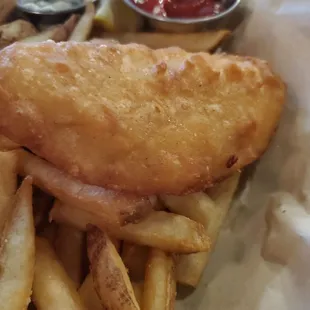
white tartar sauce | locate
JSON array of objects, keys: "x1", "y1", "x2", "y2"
[{"x1": 21, "y1": 0, "x2": 83, "y2": 12}]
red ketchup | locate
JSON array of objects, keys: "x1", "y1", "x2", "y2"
[{"x1": 131, "y1": 0, "x2": 225, "y2": 18}]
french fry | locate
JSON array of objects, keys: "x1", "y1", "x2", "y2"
[
  {"x1": 0, "y1": 151, "x2": 17, "y2": 235},
  {"x1": 0, "y1": 20, "x2": 37, "y2": 48},
  {"x1": 17, "y1": 150, "x2": 153, "y2": 226},
  {"x1": 69, "y1": 3, "x2": 95, "y2": 42},
  {"x1": 21, "y1": 15, "x2": 79, "y2": 43},
  {"x1": 205, "y1": 173, "x2": 240, "y2": 201},
  {"x1": 55, "y1": 223, "x2": 85, "y2": 288},
  {"x1": 33, "y1": 237, "x2": 86, "y2": 310},
  {"x1": 105, "y1": 211, "x2": 210, "y2": 254},
  {"x1": 162, "y1": 173, "x2": 240, "y2": 286},
  {"x1": 122, "y1": 242, "x2": 149, "y2": 281},
  {"x1": 132, "y1": 282, "x2": 144, "y2": 308},
  {"x1": 90, "y1": 38, "x2": 120, "y2": 45},
  {"x1": 51, "y1": 202, "x2": 210, "y2": 253},
  {"x1": 142, "y1": 248, "x2": 176, "y2": 310},
  {"x1": 161, "y1": 192, "x2": 214, "y2": 227},
  {"x1": 110, "y1": 236, "x2": 121, "y2": 252},
  {"x1": 87, "y1": 227, "x2": 139, "y2": 310},
  {"x1": 0, "y1": 135, "x2": 19, "y2": 150},
  {"x1": 0, "y1": 0, "x2": 16, "y2": 25},
  {"x1": 0, "y1": 177, "x2": 35, "y2": 310},
  {"x1": 0, "y1": 151, "x2": 17, "y2": 197},
  {"x1": 79, "y1": 274, "x2": 103, "y2": 310},
  {"x1": 20, "y1": 27, "x2": 58, "y2": 43},
  {"x1": 102, "y1": 30, "x2": 231, "y2": 52},
  {"x1": 52, "y1": 14, "x2": 80, "y2": 41}
]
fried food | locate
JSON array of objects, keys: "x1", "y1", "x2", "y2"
[
  {"x1": 142, "y1": 248, "x2": 176, "y2": 310},
  {"x1": 0, "y1": 151, "x2": 18, "y2": 235},
  {"x1": 79, "y1": 274, "x2": 103, "y2": 310},
  {"x1": 87, "y1": 227, "x2": 139, "y2": 310},
  {"x1": 55, "y1": 224, "x2": 85, "y2": 288},
  {"x1": 0, "y1": 41, "x2": 285, "y2": 195},
  {"x1": 122, "y1": 242, "x2": 149, "y2": 281},
  {"x1": 69, "y1": 3, "x2": 95, "y2": 42},
  {"x1": 0, "y1": 177, "x2": 35, "y2": 310},
  {"x1": 132, "y1": 282, "x2": 143, "y2": 307},
  {"x1": 0, "y1": 151, "x2": 17, "y2": 197},
  {"x1": 0, "y1": 135, "x2": 19, "y2": 150},
  {"x1": 0, "y1": 20, "x2": 37, "y2": 49},
  {"x1": 20, "y1": 15, "x2": 79, "y2": 43},
  {"x1": 0, "y1": 0, "x2": 15, "y2": 25},
  {"x1": 33, "y1": 237, "x2": 86, "y2": 310},
  {"x1": 103, "y1": 30, "x2": 231, "y2": 52},
  {"x1": 17, "y1": 150, "x2": 153, "y2": 226},
  {"x1": 51, "y1": 203, "x2": 210, "y2": 253},
  {"x1": 162, "y1": 173, "x2": 240, "y2": 286}
]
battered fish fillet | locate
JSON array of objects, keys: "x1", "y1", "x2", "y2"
[{"x1": 0, "y1": 41, "x2": 285, "y2": 195}]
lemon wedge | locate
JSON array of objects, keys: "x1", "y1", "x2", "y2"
[{"x1": 94, "y1": 0, "x2": 142, "y2": 32}]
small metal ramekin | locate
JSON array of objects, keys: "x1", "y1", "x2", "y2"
[
  {"x1": 123, "y1": 0, "x2": 241, "y2": 32},
  {"x1": 16, "y1": 0, "x2": 89, "y2": 25}
]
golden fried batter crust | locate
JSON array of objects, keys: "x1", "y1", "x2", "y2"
[{"x1": 0, "y1": 41, "x2": 285, "y2": 195}]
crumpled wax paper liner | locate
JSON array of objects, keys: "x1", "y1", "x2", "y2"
[{"x1": 176, "y1": 1, "x2": 310, "y2": 309}]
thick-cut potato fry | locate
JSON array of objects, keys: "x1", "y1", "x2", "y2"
[
  {"x1": 69, "y1": 3, "x2": 95, "y2": 41},
  {"x1": 19, "y1": 27, "x2": 57, "y2": 43},
  {"x1": 205, "y1": 173, "x2": 240, "y2": 202},
  {"x1": 52, "y1": 14, "x2": 80, "y2": 41},
  {"x1": 55, "y1": 222, "x2": 85, "y2": 288},
  {"x1": 90, "y1": 38, "x2": 120, "y2": 45},
  {"x1": 132, "y1": 282, "x2": 143, "y2": 308},
  {"x1": 105, "y1": 210, "x2": 210, "y2": 254},
  {"x1": 21, "y1": 15, "x2": 79, "y2": 43},
  {"x1": 51, "y1": 203, "x2": 210, "y2": 253},
  {"x1": 0, "y1": 151, "x2": 17, "y2": 235},
  {"x1": 161, "y1": 192, "x2": 214, "y2": 227},
  {"x1": 0, "y1": 177, "x2": 35, "y2": 310},
  {"x1": 33, "y1": 237, "x2": 86, "y2": 310},
  {"x1": 142, "y1": 248, "x2": 176, "y2": 310},
  {"x1": 0, "y1": 0, "x2": 15, "y2": 25},
  {"x1": 0, "y1": 135, "x2": 19, "y2": 150},
  {"x1": 50, "y1": 201, "x2": 91, "y2": 231},
  {"x1": 162, "y1": 173, "x2": 240, "y2": 286},
  {"x1": 0, "y1": 151, "x2": 17, "y2": 197},
  {"x1": 0, "y1": 20, "x2": 37, "y2": 48},
  {"x1": 102, "y1": 30, "x2": 231, "y2": 52},
  {"x1": 17, "y1": 150, "x2": 153, "y2": 226},
  {"x1": 87, "y1": 227, "x2": 139, "y2": 310},
  {"x1": 79, "y1": 274, "x2": 103, "y2": 310},
  {"x1": 122, "y1": 242, "x2": 149, "y2": 281},
  {"x1": 111, "y1": 237, "x2": 121, "y2": 252}
]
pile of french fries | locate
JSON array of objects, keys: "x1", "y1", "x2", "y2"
[
  {"x1": 0, "y1": 137, "x2": 240, "y2": 309},
  {"x1": 0, "y1": 2, "x2": 237, "y2": 310}
]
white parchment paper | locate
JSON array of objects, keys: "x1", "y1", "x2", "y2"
[{"x1": 177, "y1": 1, "x2": 310, "y2": 309}]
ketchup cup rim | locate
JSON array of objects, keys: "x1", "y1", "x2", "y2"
[{"x1": 122, "y1": 0, "x2": 241, "y2": 24}]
